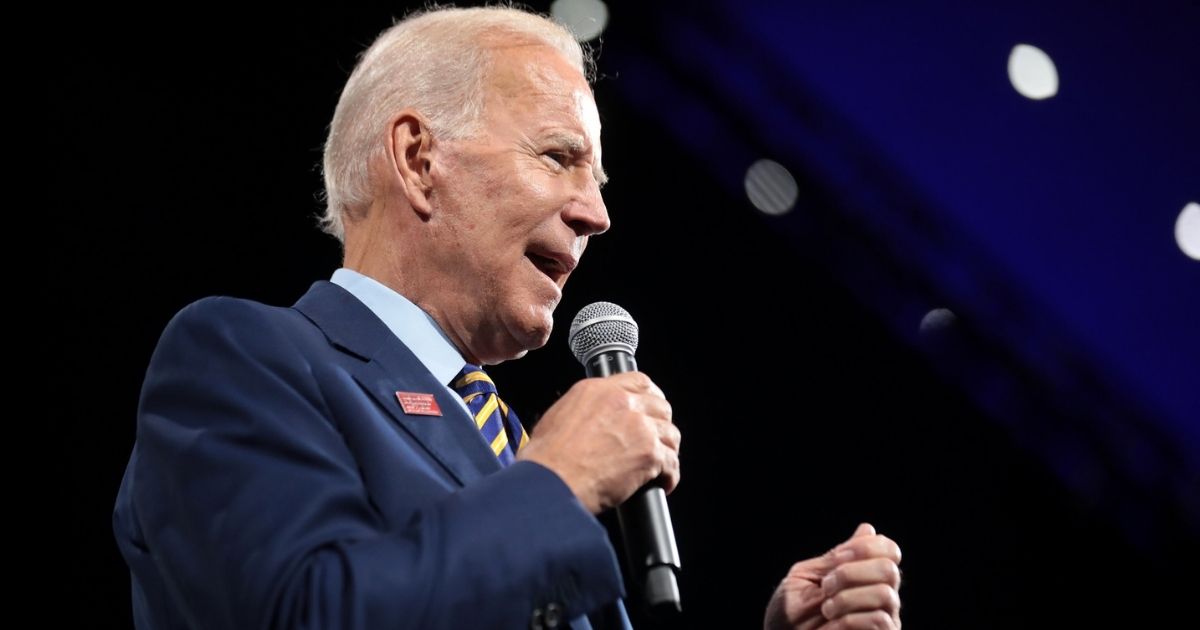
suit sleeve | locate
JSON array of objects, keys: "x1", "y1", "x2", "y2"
[{"x1": 131, "y1": 297, "x2": 624, "y2": 629}]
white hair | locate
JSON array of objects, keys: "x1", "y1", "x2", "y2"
[{"x1": 319, "y1": 6, "x2": 591, "y2": 242}]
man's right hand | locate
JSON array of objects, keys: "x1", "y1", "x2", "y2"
[{"x1": 516, "y1": 371, "x2": 680, "y2": 514}]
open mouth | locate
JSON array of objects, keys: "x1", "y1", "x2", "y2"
[
  {"x1": 525, "y1": 249, "x2": 575, "y2": 285},
  {"x1": 527, "y1": 252, "x2": 563, "y2": 282}
]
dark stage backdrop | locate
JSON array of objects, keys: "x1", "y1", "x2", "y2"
[{"x1": 53, "y1": 2, "x2": 1196, "y2": 628}]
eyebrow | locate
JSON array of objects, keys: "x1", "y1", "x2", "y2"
[
  {"x1": 594, "y1": 162, "x2": 609, "y2": 187},
  {"x1": 545, "y1": 132, "x2": 608, "y2": 186}
]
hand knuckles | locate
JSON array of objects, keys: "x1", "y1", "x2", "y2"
[
  {"x1": 638, "y1": 441, "x2": 661, "y2": 467},
  {"x1": 885, "y1": 586, "x2": 900, "y2": 613},
  {"x1": 581, "y1": 376, "x2": 606, "y2": 391},
  {"x1": 640, "y1": 414, "x2": 660, "y2": 439},
  {"x1": 844, "y1": 610, "x2": 891, "y2": 630},
  {"x1": 663, "y1": 425, "x2": 682, "y2": 450},
  {"x1": 864, "y1": 609, "x2": 892, "y2": 628},
  {"x1": 609, "y1": 392, "x2": 643, "y2": 419},
  {"x1": 626, "y1": 371, "x2": 652, "y2": 389},
  {"x1": 830, "y1": 561, "x2": 849, "y2": 583},
  {"x1": 823, "y1": 566, "x2": 842, "y2": 590},
  {"x1": 881, "y1": 561, "x2": 901, "y2": 586}
]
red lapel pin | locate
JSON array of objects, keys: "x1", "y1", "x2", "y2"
[{"x1": 395, "y1": 392, "x2": 443, "y2": 416}]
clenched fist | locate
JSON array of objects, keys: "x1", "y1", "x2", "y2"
[
  {"x1": 517, "y1": 371, "x2": 680, "y2": 514},
  {"x1": 764, "y1": 523, "x2": 902, "y2": 630}
]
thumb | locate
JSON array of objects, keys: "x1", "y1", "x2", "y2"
[
  {"x1": 790, "y1": 523, "x2": 882, "y2": 580},
  {"x1": 824, "y1": 523, "x2": 875, "y2": 562},
  {"x1": 807, "y1": 524, "x2": 876, "y2": 574},
  {"x1": 849, "y1": 522, "x2": 876, "y2": 539}
]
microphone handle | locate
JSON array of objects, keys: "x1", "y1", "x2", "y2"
[
  {"x1": 582, "y1": 349, "x2": 638, "y2": 378},
  {"x1": 584, "y1": 350, "x2": 683, "y2": 615}
]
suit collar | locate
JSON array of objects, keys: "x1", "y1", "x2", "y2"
[
  {"x1": 328, "y1": 268, "x2": 464, "y2": 386},
  {"x1": 292, "y1": 280, "x2": 385, "y2": 361},
  {"x1": 293, "y1": 281, "x2": 501, "y2": 486}
]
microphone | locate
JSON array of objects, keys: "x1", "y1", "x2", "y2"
[{"x1": 568, "y1": 302, "x2": 682, "y2": 615}]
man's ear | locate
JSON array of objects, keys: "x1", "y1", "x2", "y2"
[{"x1": 388, "y1": 109, "x2": 435, "y2": 219}]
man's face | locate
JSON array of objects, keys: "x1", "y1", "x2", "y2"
[{"x1": 428, "y1": 44, "x2": 609, "y2": 364}]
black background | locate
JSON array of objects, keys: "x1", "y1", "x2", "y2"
[{"x1": 53, "y1": 3, "x2": 1193, "y2": 628}]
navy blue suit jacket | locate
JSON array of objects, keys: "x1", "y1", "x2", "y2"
[{"x1": 113, "y1": 281, "x2": 630, "y2": 629}]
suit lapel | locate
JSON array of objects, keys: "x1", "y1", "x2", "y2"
[{"x1": 293, "y1": 281, "x2": 501, "y2": 487}]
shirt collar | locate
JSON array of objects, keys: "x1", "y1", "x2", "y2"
[{"x1": 330, "y1": 268, "x2": 465, "y2": 386}]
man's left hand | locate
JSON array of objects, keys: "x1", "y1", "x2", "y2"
[{"x1": 763, "y1": 523, "x2": 902, "y2": 630}]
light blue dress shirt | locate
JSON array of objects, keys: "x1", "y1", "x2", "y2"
[{"x1": 330, "y1": 268, "x2": 469, "y2": 412}]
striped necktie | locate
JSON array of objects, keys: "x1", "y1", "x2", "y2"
[{"x1": 452, "y1": 364, "x2": 529, "y2": 465}]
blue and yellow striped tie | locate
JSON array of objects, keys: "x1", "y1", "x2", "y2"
[{"x1": 452, "y1": 364, "x2": 529, "y2": 465}]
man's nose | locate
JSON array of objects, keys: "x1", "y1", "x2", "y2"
[{"x1": 563, "y1": 178, "x2": 610, "y2": 237}]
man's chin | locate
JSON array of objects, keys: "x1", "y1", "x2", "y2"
[
  {"x1": 487, "y1": 307, "x2": 554, "y2": 364},
  {"x1": 514, "y1": 318, "x2": 553, "y2": 353}
]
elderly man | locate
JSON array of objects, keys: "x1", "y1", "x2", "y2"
[{"x1": 113, "y1": 7, "x2": 901, "y2": 629}]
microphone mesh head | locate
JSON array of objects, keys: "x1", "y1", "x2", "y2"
[{"x1": 568, "y1": 301, "x2": 639, "y2": 364}]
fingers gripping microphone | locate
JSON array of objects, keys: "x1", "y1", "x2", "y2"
[{"x1": 568, "y1": 302, "x2": 682, "y2": 615}]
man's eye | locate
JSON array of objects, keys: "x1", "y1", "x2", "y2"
[{"x1": 544, "y1": 151, "x2": 570, "y2": 167}]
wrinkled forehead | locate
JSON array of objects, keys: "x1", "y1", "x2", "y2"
[
  {"x1": 488, "y1": 39, "x2": 588, "y2": 94},
  {"x1": 487, "y1": 44, "x2": 601, "y2": 143}
]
